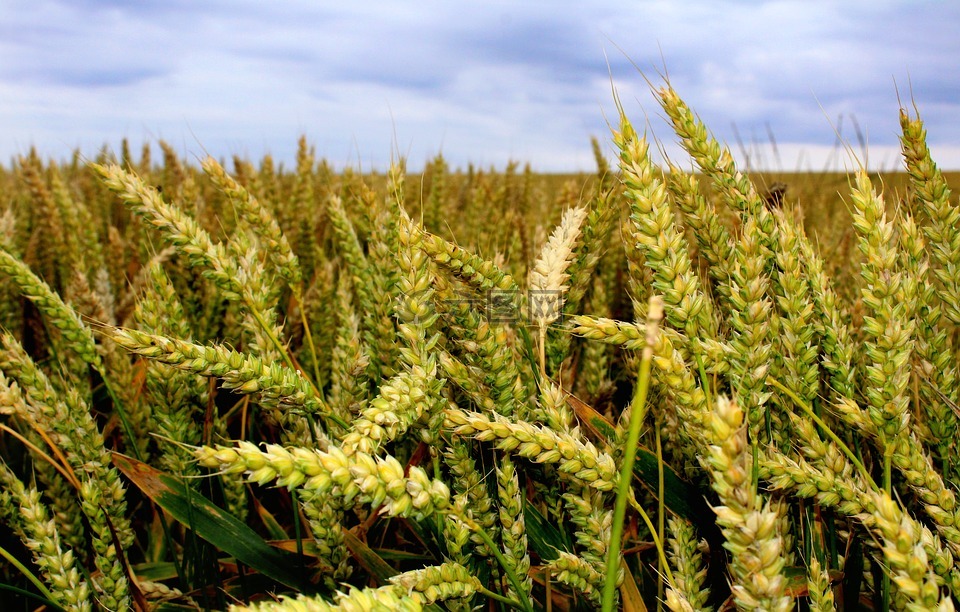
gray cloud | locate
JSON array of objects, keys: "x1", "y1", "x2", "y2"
[{"x1": 1, "y1": 0, "x2": 958, "y2": 171}]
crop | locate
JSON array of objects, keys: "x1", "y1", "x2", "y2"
[{"x1": 0, "y1": 81, "x2": 958, "y2": 611}]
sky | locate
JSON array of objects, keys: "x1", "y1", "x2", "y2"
[{"x1": 2, "y1": 0, "x2": 959, "y2": 173}]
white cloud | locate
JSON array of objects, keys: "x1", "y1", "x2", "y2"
[{"x1": 1, "y1": 0, "x2": 958, "y2": 171}]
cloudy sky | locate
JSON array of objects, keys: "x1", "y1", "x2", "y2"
[{"x1": 2, "y1": 1, "x2": 959, "y2": 172}]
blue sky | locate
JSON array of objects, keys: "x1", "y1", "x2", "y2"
[{"x1": 2, "y1": 1, "x2": 959, "y2": 172}]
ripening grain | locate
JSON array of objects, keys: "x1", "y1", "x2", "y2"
[{"x1": 0, "y1": 82, "x2": 956, "y2": 611}]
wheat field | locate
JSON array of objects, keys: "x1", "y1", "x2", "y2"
[{"x1": 0, "y1": 81, "x2": 958, "y2": 611}]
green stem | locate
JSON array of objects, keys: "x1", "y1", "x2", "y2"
[
  {"x1": 768, "y1": 378, "x2": 878, "y2": 491},
  {"x1": 467, "y1": 519, "x2": 533, "y2": 612},
  {"x1": 883, "y1": 450, "x2": 892, "y2": 494},
  {"x1": 882, "y1": 448, "x2": 893, "y2": 612},
  {"x1": 0, "y1": 583, "x2": 66, "y2": 612},
  {"x1": 628, "y1": 494, "x2": 674, "y2": 587},
  {"x1": 538, "y1": 325, "x2": 547, "y2": 380},
  {"x1": 291, "y1": 488, "x2": 306, "y2": 586},
  {"x1": 248, "y1": 300, "x2": 350, "y2": 432},
  {"x1": 476, "y1": 585, "x2": 525, "y2": 609},
  {"x1": 249, "y1": 305, "x2": 298, "y2": 374},
  {"x1": 0, "y1": 543, "x2": 60, "y2": 606},
  {"x1": 602, "y1": 296, "x2": 662, "y2": 612},
  {"x1": 656, "y1": 422, "x2": 665, "y2": 612},
  {"x1": 295, "y1": 288, "x2": 324, "y2": 393},
  {"x1": 100, "y1": 371, "x2": 143, "y2": 462},
  {"x1": 696, "y1": 352, "x2": 712, "y2": 416}
]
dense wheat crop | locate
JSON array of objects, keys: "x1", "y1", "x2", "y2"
[{"x1": 0, "y1": 80, "x2": 959, "y2": 611}]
